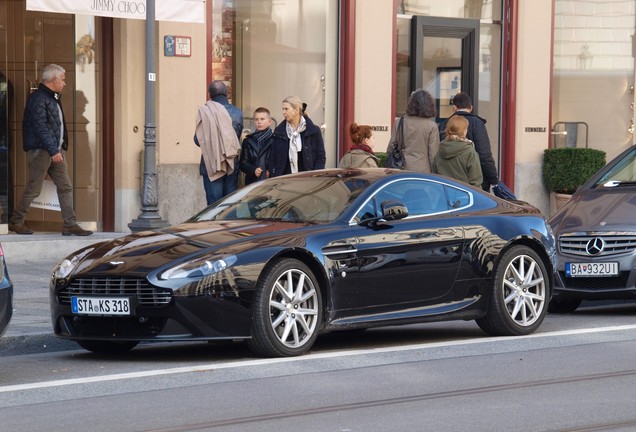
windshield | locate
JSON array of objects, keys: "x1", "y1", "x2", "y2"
[
  {"x1": 596, "y1": 147, "x2": 636, "y2": 187},
  {"x1": 191, "y1": 176, "x2": 371, "y2": 223}
]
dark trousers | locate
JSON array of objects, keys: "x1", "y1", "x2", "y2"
[{"x1": 11, "y1": 149, "x2": 77, "y2": 227}]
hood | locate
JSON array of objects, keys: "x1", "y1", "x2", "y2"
[
  {"x1": 438, "y1": 140, "x2": 474, "y2": 159},
  {"x1": 550, "y1": 189, "x2": 636, "y2": 234},
  {"x1": 68, "y1": 220, "x2": 315, "y2": 275}
]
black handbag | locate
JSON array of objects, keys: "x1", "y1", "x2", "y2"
[
  {"x1": 385, "y1": 117, "x2": 404, "y2": 169},
  {"x1": 492, "y1": 181, "x2": 517, "y2": 200}
]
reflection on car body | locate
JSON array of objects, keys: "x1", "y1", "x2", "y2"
[
  {"x1": 50, "y1": 168, "x2": 555, "y2": 357},
  {"x1": 550, "y1": 145, "x2": 636, "y2": 313}
]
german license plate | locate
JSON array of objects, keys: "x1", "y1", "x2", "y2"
[
  {"x1": 71, "y1": 296, "x2": 131, "y2": 316},
  {"x1": 565, "y1": 262, "x2": 619, "y2": 277}
]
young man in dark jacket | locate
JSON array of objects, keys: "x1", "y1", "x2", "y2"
[
  {"x1": 438, "y1": 92, "x2": 499, "y2": 192},
  {"x1": 10, "y1": 64, "x2": 92, "y2": 236},
  {"x1": 239, "y1": 107, "x2": 273, "y2": 185}
]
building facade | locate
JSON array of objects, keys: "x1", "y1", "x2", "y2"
[{"x1": 0, "y1": 0, "x2": 633, "y2": 234}]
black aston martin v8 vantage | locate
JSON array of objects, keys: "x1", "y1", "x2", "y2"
[{"x1": 50, "y1": 168, "x2": 555, "y2": 357}]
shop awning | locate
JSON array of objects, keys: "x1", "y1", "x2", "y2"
[{"x1": 26, "y1": 0, "x2": 204, "y2": 23}]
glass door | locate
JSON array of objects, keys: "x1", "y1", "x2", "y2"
[
  {"x1": 0, "y1": 1, "x2": 103, "y2": 232},
  {"x1": 410, "y1": 16, "x2": 479, "y2": 122}
]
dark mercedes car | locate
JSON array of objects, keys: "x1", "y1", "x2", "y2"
[
  {"x1": 550, "y1": 145, "x2": 636, "y2": 313},
  {"x1": 0, "y1": 242, "x2": 13, "y2": 337},
  {"x1": 50, "y1": 168, "x2": 555, "y2": 357}
]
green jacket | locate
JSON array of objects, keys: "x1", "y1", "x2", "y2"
[{"x1": 432, "y1": 139, "x2": 483, "y2": 188}]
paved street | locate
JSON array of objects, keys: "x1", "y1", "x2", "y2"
[{"x1": 0, "y1": 233, "x2": 124, "y2": 355}]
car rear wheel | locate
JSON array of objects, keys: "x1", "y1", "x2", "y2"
[
  {"x1": 248, "y1": 258, "x2": 322, "y2": 357},
  {"x1": 548, "y1": 297, "x2": 582, "y2": 313},
  {"x1": 77, "y1": 340, "x2": 139, "y2": 354},
  {"x1": 476, "y1": 246, "x2": 549, "y2": 336}
]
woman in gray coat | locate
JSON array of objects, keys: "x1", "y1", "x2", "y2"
[{"x1": 386, "y1": 89, "x2": 439, "y2": 172}]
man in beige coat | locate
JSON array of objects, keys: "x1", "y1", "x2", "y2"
[{"x1": 194, "y1": 81, "x2": 243, "y2": 205}]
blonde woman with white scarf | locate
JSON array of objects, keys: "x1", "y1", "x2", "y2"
[{"x1": 269, "y1": 96, "x2": 326, "y2": 177}]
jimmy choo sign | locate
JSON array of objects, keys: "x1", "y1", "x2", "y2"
[{"x1": 26, "y1": 0, "x2": 204, "y2": 23}]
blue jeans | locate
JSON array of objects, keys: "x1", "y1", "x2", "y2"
[{"x1": 203, "y1": 166, "x2": 239, "y2": 206}]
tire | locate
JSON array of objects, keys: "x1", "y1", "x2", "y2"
[
  {"x1": 247, "y1": 258, "x2": 322, "y2": 357},
  {"x1": 77, "y1": 340, "x2": 139, "y2": 354},
  {"x1": 548, "y1": 298, "x2": 582, "y2": 314},
  {"x1": 476, "y1": 246, "x2": 549, "y2": 336}
]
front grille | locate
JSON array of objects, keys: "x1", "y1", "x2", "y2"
[
  {"x1": 58, "y1": 277, "x2": 172, "y2": 307},
  {"x1": 559, "y1": 235, "x2": 636, "y2": 257},
  {"x1": 559, "y1": 271, "x2": 631, "y2": 290}
]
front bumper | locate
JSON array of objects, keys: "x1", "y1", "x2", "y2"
[{"x1": 50, "y1": 281, "x2": 254, "y2": 342}]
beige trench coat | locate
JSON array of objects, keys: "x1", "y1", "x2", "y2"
[{"x1": 386, "y1": 116, "x2": 440, "y2": 173}]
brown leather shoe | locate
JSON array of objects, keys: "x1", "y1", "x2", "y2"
[
  {"x1": 62, "y1": 224, "x2": 93, "y2": 236},
  {"x1": 8, "y1": 222, "x2": 34, "y2": 235}
]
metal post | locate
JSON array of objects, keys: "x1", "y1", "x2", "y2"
[{"x1": 129, "y1": 0, "x2": 169, "y2": 232}]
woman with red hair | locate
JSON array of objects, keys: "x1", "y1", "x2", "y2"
[{"x1": 339, "y1": 122, "x2": 379, "y2": 168}]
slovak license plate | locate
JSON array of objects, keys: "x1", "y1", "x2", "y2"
[
  {"x1": 565, "y1": 262, "x2": 619, "y2": 277},
  {"x1": 71, "y1": 296, "x2": 131, "y2": 316}
]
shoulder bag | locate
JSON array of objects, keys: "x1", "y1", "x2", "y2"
[{"x1": 385, "y1": 117, "x2": 405, "y2": 169}]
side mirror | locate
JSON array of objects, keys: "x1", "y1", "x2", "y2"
[{"x1": 382, "y1": 200, "x2": 408, "y2": 221}]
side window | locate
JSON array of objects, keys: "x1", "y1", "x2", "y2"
[
  {"x1": 445, "y1": 186, "x2": 471, "y2": 209},
  {"x1": 401, "y1": 181, "x2": 448, "y2": 217},
  {"x1": 353, "y1": 179, "x2": 472, "y2": 222}
]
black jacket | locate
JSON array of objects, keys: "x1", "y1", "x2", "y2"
[
  {"x1": 269, "y1": 116, "x2": 326, "y2": 177},
  {"x1": 22, "y1": 83, "x2": 68, "y2": 155},
  {"x1": 239, "y1": 131, "x2": 272, "y2": 185},
  {"x1": 439, "y1": 111, "x2": 498, "y2": 190}
]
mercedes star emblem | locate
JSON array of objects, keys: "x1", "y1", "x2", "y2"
[{"x1": 585, "y1": 237, "x2": 605, "y2": 255}]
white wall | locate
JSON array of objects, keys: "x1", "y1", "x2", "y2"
[
  {"x1": 514, "y1": 0, "x2": 554, "y2": 216},
  {"x1": 354, "y1": 0, "x2": 395, "y2": 151}
]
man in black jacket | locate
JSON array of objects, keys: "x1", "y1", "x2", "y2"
[
  {"x1": 9, "y1": 64, "x2": 92, "y2": 236},
  {"x1": 439, "y1": 92, "x2": 499, "y2": 192}
]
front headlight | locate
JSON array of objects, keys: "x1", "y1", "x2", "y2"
[
  {"x1": 53, "y1": 246, "x2": 95, "y2": 279},
  {"x1": 159, "y1": 255, "x2": 237, "y2": 280}
]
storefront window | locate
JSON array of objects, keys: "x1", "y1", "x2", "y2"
[
  {"x1": 396, "y1": 0, "x2": 503, "y2": 168},
  {"x1": 209, "y1": 0, "x2": 338, "y2": 161},
  {"x1": 552, "y1": 0, "x2": 635, "y2": 160},
  {"x1": 0, "y1": 1, "x2": 10, "y2": 226},
  {"x1": 0, "y1": 1, "x2": 102, "y2": 231},
  {"x1": 398, "y1": 0, "x2": 502, "y2": 20}
]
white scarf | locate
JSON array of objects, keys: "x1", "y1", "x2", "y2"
[{"x1": 287, "y1": 116, "x2": 306, "y2": 173}]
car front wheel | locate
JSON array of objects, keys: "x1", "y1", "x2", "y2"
[
  {"x1": 476, "y1": 246, "x2": 549, "y2": 336},
  {"x1": 248, "y1": 258, "x2": 322, "y2": 357}
]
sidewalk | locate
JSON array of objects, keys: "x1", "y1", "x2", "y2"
[{"x1": 0, "y1": 232, "x2": 126, "y2": 355}]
